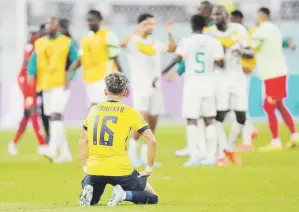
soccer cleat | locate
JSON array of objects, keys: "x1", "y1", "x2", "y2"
[
  {"x1": 251, "y1": 129, "x2": 260, "y2": 140},
  {"x1": 224, "y1": 149, "x2": 242, "y2": 165},
  {"x1": 215, "y1": 158, "x2": 232, "y2": 166},
  {"x1": 175, "y1": 148, "x2": 189, "y2": 157},
  {"x1": 107, "y1": 185, "x2": 125, "y2": 206},
  {"x1": 236, "y1": 144, "x2": 254, "y2": 152},
  {"x1": 258, "y1": 144, "x2": 283, "y2": 152},
  {"x1": 79, "y1": 184, "x2": 94, "y2": 206},
  {"x1": 201, "y1": 157, "x2": 216, "y2": 166},
  {"x1": 37, "y1": 145, "x2": 49, "y2": 156},
  {"x1": 53, "y1": 155, "x2": 73, "y2": 164},
  {"x1": 182, "y1": 158, "x2": 201, "y2": 167},
  {"x1": 8, "y1": 142, "x2": 18, "y2": 156},
  {"x1": 286, "y1": 139, "x2": 299, "y2": 149}
]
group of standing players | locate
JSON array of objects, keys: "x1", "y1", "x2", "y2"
[
  {"x1": 8, "y1": 1, "x2": 299, "y2": 167},
  {"x1": 6, "y1": 0, "x2": 299, "y2": 207}
]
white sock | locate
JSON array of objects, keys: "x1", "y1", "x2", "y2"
[
  {"x1": 206, "y1": 124, "x2": 218, "y2": 158},
  {"x1": 242, "y1": 122, "x2": 252, "y2": 145},
  {"x1": 228, "y1": 121, "x2": 242, "y2": 149},
  {"x1": 48, "y1": 121, "x2": 63, "y2": 158},
  {"x1": 271, "y1": 138, "x2": 281, "y2": 146},
  {"x1": 197, "y1": 120, "x2": 207, "y2": 155},
  {"x1": 140, "y1": 144, "x2": 147, "y2": 163},
  {"x1": 291, "y1": 132, "x2": 299, "y2": 140},
  {"x1": 128, "y1": 139, "x2": 139, "y2": 160},
  {"x1": 57, "y1": 122, "x2": 72, "y2": 158},
  {"x1": 215, "y1": 121, "x2": 228, "y2": 158},
  {"x1": 187, "y1": 125, "x2": 199, "y2": 160}
]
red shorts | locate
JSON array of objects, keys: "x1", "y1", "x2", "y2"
[{"x1": 264, "y1": 75, "x2": 287, "y2": 101}]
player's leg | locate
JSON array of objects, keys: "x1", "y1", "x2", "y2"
[
  {"x1": 128, "y1": 93, "x2": 150, "y2": 167},
  {"x1": 44, "y1": 88, "x2": 71, "y2": 162},
  {"x1": 276, "y1": 101, "x2": 299, "y2": 143},
  {"x1": 108, "y1": 170, "x2": 158, "y2": 206},
  {"x1": 201, "y1": 96, "x2": 217, "y2": 165},
  {"x1": 37, "y1": 91, "x2": 50, "y2": 143},
  {"x1": 260, "y1": 76, "x2": 287, "y2": 151},
  {"x1": 29, "y1": 107, "x2": 47, "y2": 155},
  {"x1": 86, "y1": 80, "x2": 106, "y2": 107},
  {"x1": 140, "y1": 89, "x2": 164, "y2": 166},
  {"x1": 8, "y1": 109, "x2": 30, "y2": 155},
  {"x1": 80, "y1": 175, "x2": 107, "y2": 206}
]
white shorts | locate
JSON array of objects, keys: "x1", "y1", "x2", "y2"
[
  {"x1": 182, "y1": 94, "x2": 216, "y2": 119},
  {"x1": 86, "y1": 80, "x2": 106, "y2": 106},
  {"x1": 132, "y1": 88, "x2": 165, "y2": 116},
  {"x1": 215, "y1": 74, "x2": 248, "y2": 111},
  {"x1": 43, "y1": 87, "x2": 70, "y2": 116}
]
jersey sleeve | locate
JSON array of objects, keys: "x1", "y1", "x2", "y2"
[
  {"x1": 213, "y1": 40, "x2": 224, "y2": 60},
  {"x1": 126, "y1": 35, "x2": 138, "y2": 53},
  {"x1": 251, "y1": 26, "x2": 267, "y2": 51},
  {"x1": 83, "y1": 105, "x2": 96, "y2": 130},
  {"x1": 107, "y1": 31, "x2": 121, "y2": 58},
  {"x1": 175, "y1": 39, "x2": 186, "y2": 58},
  {"x1": 27, "y1": 51, "x2": 37, "y2": 77},
  {"x1": 131, "y1": 109, "x2": 149, "y2": 134}
]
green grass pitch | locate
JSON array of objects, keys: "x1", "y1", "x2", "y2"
[{"x1": 1, "y1": 124, "x2": 299, "y2": 212}]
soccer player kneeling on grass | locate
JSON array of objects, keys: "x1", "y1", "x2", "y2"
[{"x1": 79, "y1": 72, "x2": 158, "y2": 206}]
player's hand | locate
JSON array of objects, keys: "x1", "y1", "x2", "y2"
[
  {"x1": 165, "y1": 20, "x2": 174, "y2": 33},
  {"x1": 152, "y1": 77, "x2": 160, "y2": 88},
  {"x1": 168, "y1": 72, "x2": 179, "y2": 81},
  {"x1": 243, "y1": 67, "x2": 252, "y2": 75},
  {"x1": 138, "y1": 170, "x2": 152, "y2": 178},
  {"x1": 288, "y1": 42, "x2": 296, "y2": 50},
  {"x1": 64, "y1": 80, "x2": 69, "y2": 90},
  {"x1": 24, "y1": 97, "x2": 34, "y2": 109}
]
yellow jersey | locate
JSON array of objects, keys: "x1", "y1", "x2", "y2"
[
  {"x1": 83, "y1": 101, "x2": 149, "y2": 176},
  {"x1": 80, "y1": 29, "x2": 120, "y2": 83}
]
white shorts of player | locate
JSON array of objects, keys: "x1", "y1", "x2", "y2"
[
  {"x1": 132, "y1": 88, "x2": 165, "y2": 116},
  {"x1": 86, "y1": 80, "x2": 106, "y2": 106},
  {"x1": 43, "y1": 86, "x2": 70, "y2": 116},
  {"x1": 215, "y1": 71, "x2": 248, "y2": 112}
]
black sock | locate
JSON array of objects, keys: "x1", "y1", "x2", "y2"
[
  {"x1": 126, "y1": 191, "x2": 158, "y2": 204},
  {"x1": 41, "y1": 114, "x2": 50, "y2": 141}
]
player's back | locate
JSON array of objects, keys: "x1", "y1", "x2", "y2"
[
  {"x1": 179, "y1": 34, "x2": 223, "y2": 96},
  {"x1": 84, "y1": 101, "x2": 147, "y2": 176},
  {"x1": 253, "y1": 22, "x2": 287, "y2": 79}
]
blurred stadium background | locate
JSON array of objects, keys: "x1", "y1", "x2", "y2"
[{"x1": 0, "y1": 0, "x2": 299, "y2": 128}]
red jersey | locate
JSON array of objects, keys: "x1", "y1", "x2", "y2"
[{"x1": 18, "y1": 43, "x2": 37, "y2": 108}]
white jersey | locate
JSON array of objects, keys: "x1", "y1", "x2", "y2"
[
  {"x1": 126, "y1": 34, "x2": 167, "y2": 95},
  {"x1": 176, "y1": 34, "x2": 224, "y2": 96},
  {"x1": 205, "y1": 23, "x2": 248, "y2": 75},
  {"x1": 251, "y1": 21, "x2": 288, "y2": 80}
]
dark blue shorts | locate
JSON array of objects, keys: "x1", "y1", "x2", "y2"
[{"x1": 81, "y1": 170, "x2": 147, "y2": 205}]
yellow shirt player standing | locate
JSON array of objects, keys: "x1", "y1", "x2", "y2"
[
  {"x1": 79, "y1": 72, "x2": 158, "y2": 207},
  {"x1": 67, "y1": 10, "x2": 123, "y2": 107}
]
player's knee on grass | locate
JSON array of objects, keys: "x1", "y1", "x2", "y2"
[
  {"x1": 216, "y1": 110, "x2": 228, "y2": 123},
  {"x1": 235, "y1": 111, "x2": 246, "y2": 125},
  {"x1": 203, "y1": 117, "x2": 214, "y2": 126},
  {"x1": 51, "y1": 113, "x2": 62, "y2": 121},
  {"x1": 129, "y1": 191, "x2": 158, "y2": 204},
  {"x1": 81, "y1": 175, "x2": 106, "y2": 205},
  {"x1": 187, "y1": 119, "x2": 198, "y2": 126}
]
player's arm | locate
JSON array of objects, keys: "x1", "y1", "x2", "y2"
[
  {"x1": 132, "y1": 111, "x2": 157, "y2": 177},
  {"x1": 213, "y1": 40, "x2": 225, "y2": 68},
  {"x1": 120, "y1": 20, "x2": 147, "y2": 48},
  {"x1": 238, "y1": 26, "x2": 254, "y2": 59},
  {"x1": 65, "y1": 40, "x2": 79, "y2": 88},
  {"x1": 79, "y1": 128, "x2": 89, "y2": 173},
  {"x1": 107, "y1": 32, "x2": 123, "y2": 73},
  {"x1": 251, "y1": 27, "x2": 267, "y2": 51},
  {"x1": 79, "y1": 113, "x2": 92, "y2": 173},
  {"x1": 165, "y1": 20, "x2": 176, "y2": 52},
  {"x1": 27, "y1": 51, "x2": 37, "y2": 84},
  {"x1": 282, "y1": 39, "x2": 296, "y2": 50}
]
